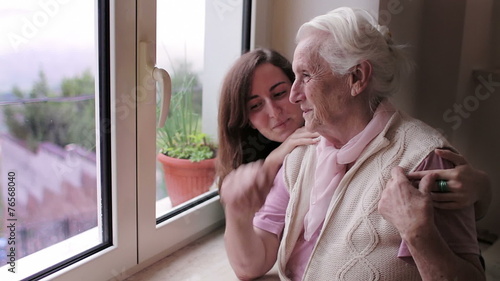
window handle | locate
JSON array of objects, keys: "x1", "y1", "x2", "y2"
[
  {"x1": 138, "y1": 41, "x2": 172, "y2": 128},
  {"x1": 153, "y1": 67, "x2": 171, "y2": 128}
]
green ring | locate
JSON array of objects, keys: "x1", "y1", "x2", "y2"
[{"x1": 437, "y1": 180, "x2": 449, "y2": 193}]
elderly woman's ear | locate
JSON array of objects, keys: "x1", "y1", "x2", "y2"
[{"x1": 349, "y1": 60, "x2": 372, "y2": 97}]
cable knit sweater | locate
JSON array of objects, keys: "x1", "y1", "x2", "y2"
[{"x1": 279, "y1": 111, "x2": 450, "y2": 281}]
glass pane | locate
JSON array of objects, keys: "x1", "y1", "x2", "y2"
[
  {"x1": 155, "y1": 0, "x2": 244, "y2": 216},
  {"x1": 0, "y1": 1, "x2": 105, "y2": 278},
  {"x1": 156, "y1": 0, "x2": 214, "y2": 214}
]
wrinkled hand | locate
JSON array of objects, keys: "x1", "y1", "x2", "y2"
[
  {"x1": 379, "y1": 166, "x2": 436, "y2": 239},
  {"x1": 220, "y1": 160, "x2": 275, "y2": 214},
  {"x1": 407, "y1": 149, "x2": 491, "y2": 210}
]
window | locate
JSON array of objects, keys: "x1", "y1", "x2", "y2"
[
  {"x1": 154, "y1": 0, "x2": 212, "y2": 216},
  {"x1": 153, "y1": 0, "x2": 249, "y2": 218},
  {"x1": 136, "y1": 0, "x2": 248, "y2": 263},
  {"x1": 0, "y1": 1, "x2": 112, "y2": 279},
  {"x1": 0, "y1": 0, "x2": 250, "y2": 279}
]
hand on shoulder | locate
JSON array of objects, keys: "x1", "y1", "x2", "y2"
[
  {"x1": 407, "y1": 149, "x2": 492, "y2": 219},
  {"x1": 264, "y1": 127, "x2": 319, "y2": 174}
]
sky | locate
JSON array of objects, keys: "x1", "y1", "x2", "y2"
[
  {"x1": 0, "y1": 1, "x2": 95, "y2": 54},
  {"x1": 0, "y1": 1, "x2": 95, "y2": 93},
  {"x1": 157, "y1": 0, "x2": 205, "y2": 75},
  {"x1": 0, "y1": 0, "x2": 205, "y2": 94}
]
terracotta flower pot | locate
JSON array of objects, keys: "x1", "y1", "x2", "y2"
[{"x1": 157, "y1": 153, "x2": 216, "y2": 207}]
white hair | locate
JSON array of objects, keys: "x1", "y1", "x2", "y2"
[{"x1": 296, "y1": 7, "x2": 413, "y2": 102}]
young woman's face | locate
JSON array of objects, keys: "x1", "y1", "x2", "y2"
[{"x1": 247, "y1": 63, "x2": 304, "y2": 143}]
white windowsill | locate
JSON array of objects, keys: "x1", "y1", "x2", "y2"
[{"x1": 126, "y1": 225, "x2": 280, "y2": 281}]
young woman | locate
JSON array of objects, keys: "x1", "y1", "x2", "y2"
[
  {"x1": 216, "y1": 48, "x2": 491, "y2": 218},
  {"x1": 216, "y1": 48, "x2": 319, "y2": 190}
]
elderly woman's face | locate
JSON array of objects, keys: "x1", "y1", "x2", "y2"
[
  {"x1": 290, "y1": 40, "x2": 352, "y2": 139},
  {"x1": 247, "y1": 63, "x2": 305, "y2": 143}
]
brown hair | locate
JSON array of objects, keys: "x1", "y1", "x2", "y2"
[{"x1": 216, "y1": 48, "x2": 295, "y2": 188}]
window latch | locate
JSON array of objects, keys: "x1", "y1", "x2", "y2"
[{"x1": 139, "y1": 41, "x2": 172, "y2": 128}]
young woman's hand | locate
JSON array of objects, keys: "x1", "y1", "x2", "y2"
[
  {"x1": 407, "y1": 149, "x2": 492, "y2": 219},
  {"x1": 219, "y1": 160, "x2": 274, "y2": 213},
  {"x1": 263, "y1": 127, "x2": 319, "y2": 176}
]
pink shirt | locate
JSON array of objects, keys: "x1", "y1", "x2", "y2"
[{"x1": 253, "y1": 153, "x2": 479, "y2": 280}]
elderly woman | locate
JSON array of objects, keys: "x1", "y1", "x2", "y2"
[
  {"x1": 217, "y1": 49, "x2": 491, "y2": 218},
  {"x1": 221, "y1": 7, "x2": 485, "y2": 281}
]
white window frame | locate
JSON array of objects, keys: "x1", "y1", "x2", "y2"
[
  {"x1": 0, "y1": 1, "x2": 136, "y2": 280},
  {"x1": 135, "y1": 0, "x2": 244, "y2": 263},
  {"x1": 45, "y1": 1, "x2": 139, "y2": 280},
  {"x1": 0, "y1": 1, "x2": 251, "y2": 279}
]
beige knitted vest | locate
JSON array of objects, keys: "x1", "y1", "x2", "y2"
[{"x1": 278, "y1": 111, "x2": 449, "y2": 281}]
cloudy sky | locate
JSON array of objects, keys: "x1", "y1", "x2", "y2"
[{"x1": 0, "y1": 0, "x2": 205, "y2": 93}]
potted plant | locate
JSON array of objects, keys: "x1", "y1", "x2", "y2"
[{"x1": 156, "y1": 74, "x2": 217, "y2": 207}]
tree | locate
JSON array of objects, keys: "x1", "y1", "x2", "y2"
[{"x1": 3, "y1": 70, "x2": 96, "y2": 151}]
